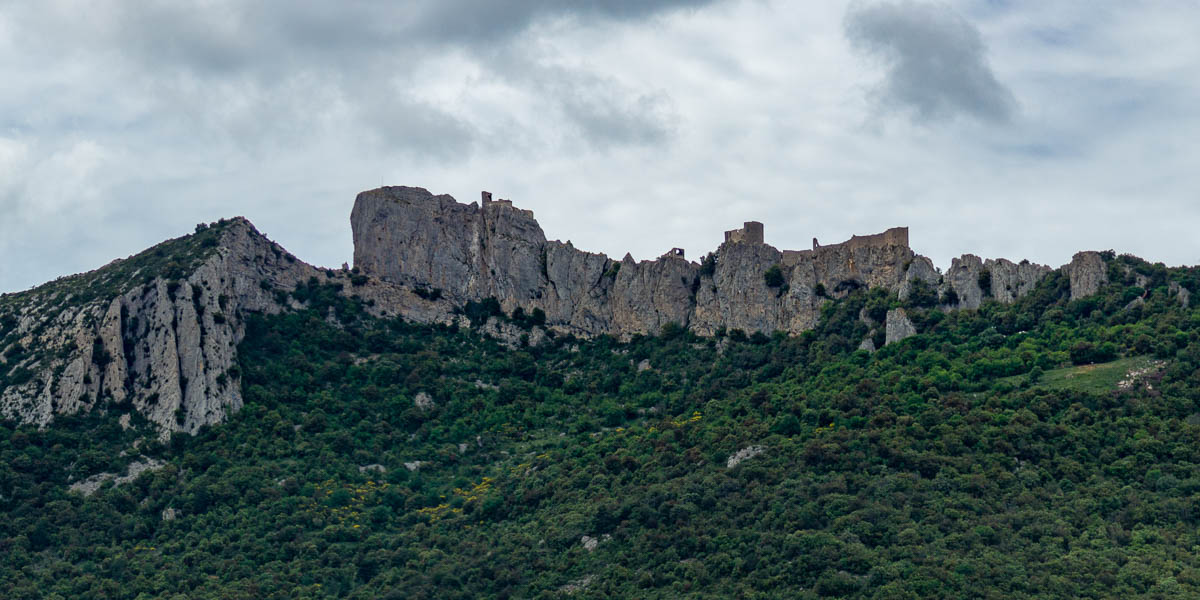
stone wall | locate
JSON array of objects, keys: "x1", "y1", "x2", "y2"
[
  {"x1": 724, "y1": 221, "x2": 764, "y2": 245},
  {"x1": 815, "y1": 227, "x2": 908, "y2": 252}
]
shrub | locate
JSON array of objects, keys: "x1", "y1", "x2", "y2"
[
  {"x1": 413, "y1": 288, "x2": 443, "y2": 301},
  {"x1": 978, "y1": 270, "x2": 992, "y2": 297},
  {"x1": 940, "y1": 288, "x2": 959, "y2": 306},
  {"x1": 462, "y1": 297, "x2": 503, "y2": 327},
  {"x1": 764, "y1": 265, "x2": 785, "y2": 288}
]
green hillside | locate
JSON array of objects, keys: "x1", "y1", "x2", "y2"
[{"x1": 4, "y1": 254, "x2": 1200, "y2": 598}]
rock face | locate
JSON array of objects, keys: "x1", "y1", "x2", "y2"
[
  {"x1": 69, "y1": 457, "x2": 165, "y2": 496},
  {"x1": 943, "y1": 255, "x2": 1051, "y2": 310},
  {"x1": 988, "y1": 259, "x2": 1053, "y2": 303},
  {"x1": 3, "y1": 184, "x2": 1110, "y2": 437},
  {"x1": 727, "y1": 445, "x2": 767, "y2": 469},
  {"x1": 0, "y1": 219, "x2": 356, "y2": 437},
  {"x1": 885, "y1": 309, "x2": 917, "y2": 345},
  {"x1": 0, "y1": 212, "x2": 480, "y2": 437},
  {"x1": 351, "y1": 187, "x2": 1069, "y2": 339},
  {"x1": 1170, "y1": 282, "x2": 1191, "y2": 308},
  {"x1": 353, "y1": 187, "x2": 1045, "y2": 338},
  {"x1": 1065, "y1": 251, "x2": 1108, "y2": 300}
]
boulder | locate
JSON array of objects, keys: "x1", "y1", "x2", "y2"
[{"x1": 885, "y1": 309, "x2": 917, "y2": 345}]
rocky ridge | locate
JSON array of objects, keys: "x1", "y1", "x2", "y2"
[
  {"x1": 351, "y1": 186, "x2": 1104, "y2": 339},
  {"x1": 0, "y1": 185, "x2": 1120, "y2": 436}
]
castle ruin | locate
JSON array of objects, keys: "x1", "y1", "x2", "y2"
[
  {"x1": 480, "y1": 190, "x2": 534, "y2": 218},
  {"x1": 721, "y1": 219, "x2": 907, "y2": 260},
  {"x1": 724, "y1": 221, "x2": 764, "y2": 245},
  {"x1": 812, "y1": 227, "x2": 908, "y2": 252},
  {"x1": 784, "y1": 227, "x2": 910, "y2": 266}
]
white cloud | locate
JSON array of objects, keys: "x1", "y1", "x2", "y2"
[{"x1": 3, "y1": 0, "x2": 1200, "y2": 293}]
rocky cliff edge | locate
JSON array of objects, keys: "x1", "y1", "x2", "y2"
[
  {"x1": 0, "y1": 185, "x2": 1120, "y2": 436},
  {"x1": 350, "y1": 186, "x2": 1095, "y2": 339}
]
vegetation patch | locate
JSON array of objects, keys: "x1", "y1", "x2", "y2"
[{"x1": 2, "y1": 250, "x2": 1200, "y2": 597}]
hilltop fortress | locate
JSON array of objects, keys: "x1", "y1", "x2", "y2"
[
  {"x1": 0, "y1": 184, "x2": 1116, "y2": 436},
  {"x1": 351, "y1": 186, "x2": 1067, "y2": 338}
]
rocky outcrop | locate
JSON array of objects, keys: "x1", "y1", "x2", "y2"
[
  {"x1": 353, "y1": 187, "x2": 955, "y2": 337},
  {"x1": 727, "y1": 445, "x2": 767, "y2": 468},
  {"x1": 897, "y1": 256, "x2": 938, "y2": 301},
  {"x1": 1, "y1": 184, "x2": 1081, "y2": 437},
  {"x1": 68, "y1": 457, "x2": 165, "y2": 496},
  {"x1": 1065, "y1": 251, "x2": 1107, "y2": 300},
  {"x1": 0, "y1": 213, "x2": 476, "y2": 437},
  {"x1": 0, "y1": 219, "x2": 326, "y2": 436},
  {"x1": 351, "y1": 187, "x2": 1066, "y2": 339},
  {"x1": 944, "y1": 255, "x2": 987, "y2": 310},
  {"x1": 940, "y1": 255, "x2": 1051, "y2": 310},
  {"x1": 885, "y1": 309, "x2": 917, "y2": 345},
  {"x1": 1170, "y1": 282, "x2": 1191, "y2": 308},
  {"x1": 988, "y1": 259, "x2": 1052, "y2": 303}
]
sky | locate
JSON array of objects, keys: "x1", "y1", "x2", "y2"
[{"x1": 2, "y1": 0, "x2": 1199, "y2": 293}]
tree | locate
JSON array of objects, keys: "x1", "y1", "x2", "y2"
[{"x1": 764, "y1": 265, "x2": 785, "y2": 288}]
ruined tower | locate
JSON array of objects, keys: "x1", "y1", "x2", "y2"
[{"x1": 724, "y1": 221, "x2": 764, "y2": 245}]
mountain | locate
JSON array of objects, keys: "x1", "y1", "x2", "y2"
[
  {"x1": 2, "y1": 186, "x2": 1199, "y2": 598},
  {"x1": 351, "y1": 186, "x2": 1071, "y2": 337},
  {"x1": 1, "y1": 186, "x2": 1117, "y2": 437}
]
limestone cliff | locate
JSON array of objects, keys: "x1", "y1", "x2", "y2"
[
  {"x1": 0, "y1": 213, "x2": 478, "y2": 436},
  {"x1": 0, "y1": 184, "x2": 1124, "y2": 436},
  {"x1": 0, "y1": 219, "x2": 327, "y2": 436},
  {"x1": 351, "y1": 186, "x2": 1066, "y2": 338},
  {"x1": 1065, "y1": 251, "x2": 1108, "y2": 300}
]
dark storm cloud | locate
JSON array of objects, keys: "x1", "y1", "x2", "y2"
[{"x1": 845, "y1": 1, "x2": 1016, "y2": 123}]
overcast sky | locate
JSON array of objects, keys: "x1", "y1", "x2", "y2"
[{"x1": 3, "y1": 1, "x2": 1199, "y2": 293}]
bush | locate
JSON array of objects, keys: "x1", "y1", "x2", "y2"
[
  {"x1": 978, "y1": 270, "x2": 992, "y2": 297},
  {"x1": 462, "y1": 297, "x2": 504, "y2": 327},
  {"x1": 764, "y1": 265, "x2": 785, "y2": 288},
  {"x1": 413, "y1": 287, "x2": 443, "y2": 301},
  {"x1": 905, "y1": 280, "x2": 938, "y2": 309},
  {"x1": 1070, "y1": 341, "x2": 1118, "y2": 365}
]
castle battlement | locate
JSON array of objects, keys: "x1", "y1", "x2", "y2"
[
  {"x1": 724, "y1": 221, "x2": 764, "y2": 245},
  {"x1": 723, "y1": 220, "x2": 907, "y2": 257},
  {"x1": 813, "y1": 227, "x2": 908, "y2": 252}
]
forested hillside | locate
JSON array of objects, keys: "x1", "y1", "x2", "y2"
[{"x1": 3, "y1": 254, "x2": 1200, "y2": 598}]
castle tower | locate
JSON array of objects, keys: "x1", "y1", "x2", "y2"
[{"x1": 724, "y1": 221, "x2": 764, "y2": 245}]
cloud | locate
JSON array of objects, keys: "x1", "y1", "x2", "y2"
[
  {"x1": 845, "y1": 1, "x2": 1016, "y2": 123},
  {"x1": 2, "y1": 1, "x2": 715, "y2": 160},
  {"x1": 0, "y1": 1, "x2": 719, "y2": 292},
  {"x1": 5, "y1": 0, "x2": 1200, "y2": 298}
]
